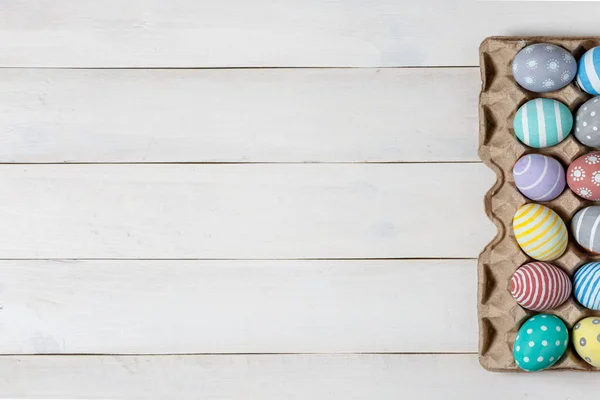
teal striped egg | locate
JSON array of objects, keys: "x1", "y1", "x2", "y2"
[{"x1": 513, "y1": 98, "x2": 573, "y2": 148}]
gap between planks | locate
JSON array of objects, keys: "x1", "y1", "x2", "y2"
[
  {"x1": 0, "y1": 161, "x2": 484, "y2": 165},
  {"x1": 0, "y1": 257, "x2": 479, "y2": 261},
  {"x1": 1, "y1": 0, "x2": 600, "y2": 67},
  {"x1": 0, "y1": 66, "x2": 479, "y2": 70},
  {"x1": 0, "y1": 352, "x2": 478, "y2": 356}
]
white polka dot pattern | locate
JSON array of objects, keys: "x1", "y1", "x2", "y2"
[{"x1": 575, "y1": 96, "x2": 600, "y2": 146}]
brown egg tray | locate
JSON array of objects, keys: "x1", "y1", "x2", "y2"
[{"x1": 478, "y1": 36, "x2": 600, "y2": 372}]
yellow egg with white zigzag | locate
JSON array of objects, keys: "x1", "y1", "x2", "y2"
[{"x1": 513, "y1": 204, "x2": 568, "y2": 261}]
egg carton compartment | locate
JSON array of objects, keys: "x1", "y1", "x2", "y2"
[{"x1": 478, "y1": 36, "x2": 600, "y2": 372}]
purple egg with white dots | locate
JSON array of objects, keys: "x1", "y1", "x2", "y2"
[{"x1": 513, "y1": 154, "x2": 566, "y2": 201}]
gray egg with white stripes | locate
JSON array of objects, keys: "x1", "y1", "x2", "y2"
[
  {"x1": 572, "y1": 206, "x2": 600, "y2": 254},
  {"x1": 512, "y1": 43, "x2": 576, "y2": 93},
  {"x1": 575, "y1": 97, "x2": 600, "y2": 147}
]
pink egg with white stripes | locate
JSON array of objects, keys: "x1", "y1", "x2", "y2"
[
  {"x1": 513, "y1": 154, "x2": 566, "y2": 201},
  {"x1": 510, "y1": 262, "x2": 571, "y2": 311}
]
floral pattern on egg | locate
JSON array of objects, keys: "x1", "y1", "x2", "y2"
[
  {"x1": 567, "y1": 152, "x2": 600, "y2": 200},
  {"x1": 513, "y1": 43, "x2": 576, "y2": 93}
]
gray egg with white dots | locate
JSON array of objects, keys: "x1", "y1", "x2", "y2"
[
  {"x1": 575, "y1": 97, "x2": 600, "y2": 147},
  {"x1": 512, "y1": 43, "x2": 577, "y2": 93}
]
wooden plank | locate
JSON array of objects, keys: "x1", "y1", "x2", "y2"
[
  {"x1": 0, "y1": 68, "x2": 479, "y2": 163},
  {"x1": 1, "y1": 1, "x2": 600, "y2": 67},
  {"x1": 0, "y1": 164, "x2": 494, "y2": 259},
  {"x1": 1, "y1": 354, "x2": 598, "y2": 399},
  {"x1": 0, "y1": 259, "x2": 476, "y2": 354}
]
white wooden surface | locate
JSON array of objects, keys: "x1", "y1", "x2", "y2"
[
  {"x1": 0, "y1": 260, "x2": 477, "y2": 354},
  {"x1": 0, "y1": 68, "x2": 479, "y2": 163},
  {"x1": 1, "y1": 0, "x2": 600, "y2": 67},
  {"x1": 0, "y1": 164, "x2": 493, "y2": 259},
  {"x1": 3, "y1": 355, "x2": 600, "y2": 400},
  {"x1": 3, "y1": 1, "x2": 594, "y2": 399}
]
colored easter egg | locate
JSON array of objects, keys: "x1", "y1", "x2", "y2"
[
  {"x1": 513, "y1": 98, "x2": 573, "y2": 148},
  {"x1": 513, "y1": 314, "x2": 568, "y2": 372},
  {"x1": 513, "y1": 204, "x2": 568, "y2": 261},
  {"x1": 572, "y1": 317, "x2": 600, "y2": 367},
  {"x1": 574, "y1": 262, "x2": 600, "y2": 310},
  {"x1": 567, "y1": 152, "x2": 600, "y2": 200},
  {"x1": 510, "y1": 262, "x2": 571, "y2": 311},
  {"x1": 513, "y1": 154, "x2": 565, "y2": 201},
  {"x1": 577, "y1": 47, "x2": 600, "y2": 95},
  {"x1": 574, "y1": 97, "x2": 600, "y2": 147},
  {"x1": 571, "y1": 206, "x2": 600, "y2": 254},
  {"x1": 513, "y1": 43, "x2": 576, "y2": 92}
]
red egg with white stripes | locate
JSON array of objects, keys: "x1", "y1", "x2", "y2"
[{"x1": 510, "y1": 262, "x2": 571, "y2": 311}]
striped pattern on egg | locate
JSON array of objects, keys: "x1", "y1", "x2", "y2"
[
  {"x1": 513, "y1": 204, "x2": 568, "y2": 261},
  {"x1": 510, "y1": 262, "x2": 571, "y2": 311},
  {"x1": 513, "y1": 154, "x2": 565, "y2": 201},
  {"x1": 574, "y1": 262, "x2": 600, "y2": 310},
  {"x1": 577, "y1": 46, "x2": 600, "y2": 96},
  {"x1": 572, "y1": 206, "x2": 600, "y2": 254},
  {"x1": 513, "y1": 98, "x2": 572, "y2": 148}
]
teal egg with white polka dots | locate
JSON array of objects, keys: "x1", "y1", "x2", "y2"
[{"x1": 513, "y1": 314, "x2": 568, "y2": 372}]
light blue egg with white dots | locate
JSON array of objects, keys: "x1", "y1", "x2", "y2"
[{"x1": 513, "y1": 314, "x2": 568, "y2": 372}]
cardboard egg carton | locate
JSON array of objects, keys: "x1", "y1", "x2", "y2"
[{"x1": 478, "y1": 37, "x2": 600, "y2": 372}]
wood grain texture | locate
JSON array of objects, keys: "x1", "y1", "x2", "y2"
[
  {"x1": 0, "y1": 68, "x2": 479, "y2": 163},
  {"x1": 2, "y1": 354, "x2": 598, "y2": 399},
  {"x1": 1, "y1": 1, "x2": 600, "y2": 67},
  {"x1": 0, "y1": 164, "x2": 495, "y2": 259},
  {"x1": 0, "y1": 260, "x2": 476, "y2": 354}
]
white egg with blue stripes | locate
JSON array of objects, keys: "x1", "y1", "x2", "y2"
[
  {"x1": 513, "y1": 98, "x2": 573, "y2": 148},
  {"x1": 574, "y1": 262, "x2": 600, "y2": 310},
  {"x1": 577, "y1": 47, "x2": 600, "y2": 96}
]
